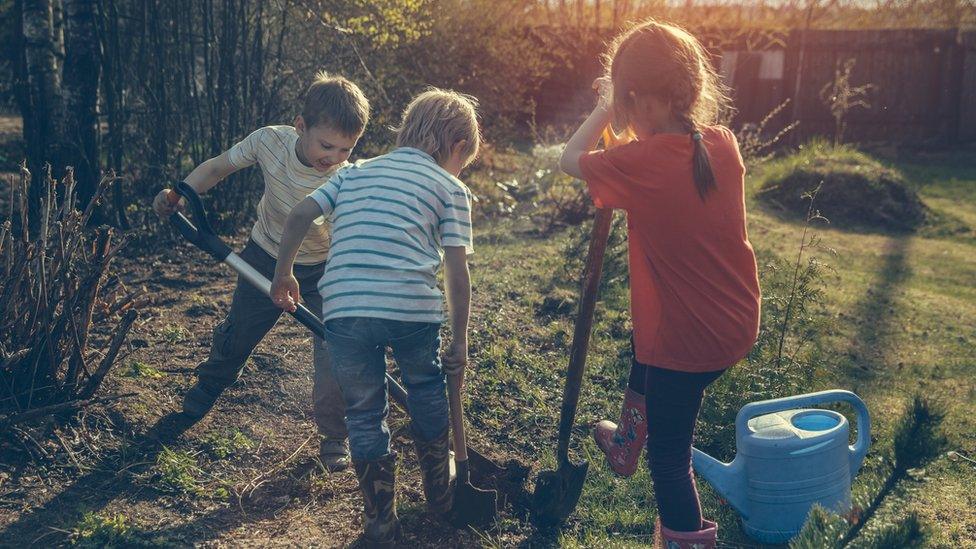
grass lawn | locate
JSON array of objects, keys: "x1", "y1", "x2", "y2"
[
  {"x1": 464, "y1": 145, "x2": 976, "y2": 547},
  {"x1": 1, "y1": 142, "x2": 972, "y2": 547}
]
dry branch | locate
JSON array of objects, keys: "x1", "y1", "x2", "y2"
[{"x1": 0, "y1": 168, "x2": 145, "y2": 422}]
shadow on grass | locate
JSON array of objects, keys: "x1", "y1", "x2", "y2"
[
  {"x1": 845, "y1": 236, "x2": 912, "y2": 376},
  {"x1": 0, "y1": 412, "x2": 195, "y2": 545}
]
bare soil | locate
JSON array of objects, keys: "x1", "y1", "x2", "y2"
[{"x1": 0, "y1": 240, "x2": 505, "y2": 548}]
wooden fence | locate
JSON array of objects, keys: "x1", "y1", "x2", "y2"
[{"x1": 533, "y1": 28, "x2": 976, "y2": 144}]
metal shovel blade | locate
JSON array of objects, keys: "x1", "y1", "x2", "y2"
[
  {"x1": 449, "y1": 459, "x2": 498, "y2": 529},
  {"x1": 531, "y1": 458, "x2": 589, "y2": 526}
]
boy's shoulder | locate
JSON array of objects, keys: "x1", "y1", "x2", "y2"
[
  {"x1": 344, "y1": 148, "x2": 470, "y2": 195},
  {"x1": 233, "y1": 125, "x2": 298, "y2": 153},
  {"x1": 255, "y1": 124, "x2": 298, "y2": 144},
  {"x1": 389, "y1": 148, "x2": 472, "y2": 198}
]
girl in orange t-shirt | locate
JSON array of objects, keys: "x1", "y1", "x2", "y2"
[{"x1": 559, "y1": 20, "x2": 761, "y2": 546}]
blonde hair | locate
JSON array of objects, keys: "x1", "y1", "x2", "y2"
[
  {"x1": 302, "y1": 71, "x2": 370, "y2": 136},
  {"x1": 606, "y1": 20, "x2": 731, "y2": 199},
  {"x1": 395, "y1": 88, "x2": 481, "y2": 167}
]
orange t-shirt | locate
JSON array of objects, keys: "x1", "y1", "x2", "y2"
[{"x1": 579, "y1": 125, "x2": 760, "y2": 373}]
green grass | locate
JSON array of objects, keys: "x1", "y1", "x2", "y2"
[
  {"x1": 202, "y1": 428, "x2": 255, "y2": 459},
  {"x1": 124, "y1": 361, "x2": 163, "y2": 379},
  {"x1": 466, "y1": 144, "x2": 976, "y2": 547},
  {"x1": 150, "y1": 447, "x2": 228, "y2": 501},
  {"x1": 160, "y1": 324, "x2": 189, "y2": 344},
  {"x1": 69, "y1": 512, "x2": 166, "y2": 548}
]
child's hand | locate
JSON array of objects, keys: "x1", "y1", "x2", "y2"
[
  {"x1": 592, "y1": 76, "x2": 613, "y2": 111},
  {"x1": 270, "y1": 273, "x2": 300, "y2": 312},
  {"x1": 441, "y1": 338, "x2": 468, "y2": 376},
  {"x1": 152, "y1": 189, "x2": 185, "y2": 218}
]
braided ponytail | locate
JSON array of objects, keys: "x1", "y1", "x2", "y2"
[
  {"x1": 675, "y1": 110, "x2": 716, "y2": 200},
  {"x1": 690, "y1": 130, "x2": 716, "y2": 200}
]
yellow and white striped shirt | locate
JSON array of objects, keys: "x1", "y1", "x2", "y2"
[{"x1": 228, "y1": 125, "x2": 342, "y2": 265}]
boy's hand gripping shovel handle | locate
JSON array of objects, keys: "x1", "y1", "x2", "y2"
[{"x1": 164, "y1": 183, "x2": 409, "y2": 405}]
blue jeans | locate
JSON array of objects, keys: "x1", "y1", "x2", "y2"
[{"x1": 323, "y1": 317, "x2": 448, "y2": 461}]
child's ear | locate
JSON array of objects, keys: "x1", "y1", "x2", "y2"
[
  {"x1": 451, "y1": 139, "x2": 469, "y2": 158},
  {"x1": 294, "y1": 115, "x2": 306, "y2": 134}
]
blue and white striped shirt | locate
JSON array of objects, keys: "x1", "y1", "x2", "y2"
[{"x1": 308, "y1": 147, "x2": 474, "y2": 323}]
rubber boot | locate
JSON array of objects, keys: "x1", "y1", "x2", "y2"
[
  {"x1": 353, "y1": 453, "x2": 401, "y2": 548},
  {"x1": 654, "y1": 518, "x2": 718, "y2": 549},
  {"x1": 593, "y1": 388, "x2": 647, "y2": 477},
  {"x1": 413, "y1": 428, "x2": 454, "y2": 515}
]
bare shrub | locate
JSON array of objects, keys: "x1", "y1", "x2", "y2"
[
  {"x1": 820, "y1": 58, "x2": 874, "y2": 145},
  {"x1": 736, "y1": 99, "x2": 799, "y2": 165},
  {"x1": 0, "y1": 166, "x2": 145, "y2": 428}
]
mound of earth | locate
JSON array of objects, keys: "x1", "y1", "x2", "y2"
[{"x1": 757, "y1": 150, "x2": 928, "y2": 232}]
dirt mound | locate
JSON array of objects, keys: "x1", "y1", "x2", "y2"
[{"x1": 757, "y1": 149, "x2": 928, "y2": 232}]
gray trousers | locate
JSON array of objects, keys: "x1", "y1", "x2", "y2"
[{"x1": 196, "y1": 239, "x2": 347, "y2": 439}]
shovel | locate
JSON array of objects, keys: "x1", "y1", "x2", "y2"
[
  {"x1": 531, "y1": 206, "x2": 612, "y2": 525},
  {"x1": 446, "y1": 370, "x2": 497, "y2": 528},
  {"x1": 531, "y1": 127, "x2": 621, "y2": 526},
  {"x1": 164, "y1": 182, "x2": 509, "y2": 517}
]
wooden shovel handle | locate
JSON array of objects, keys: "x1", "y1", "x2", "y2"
[
  {"x1": 447, "y1": 371, "x2": 468, "y2": 463},
  {"x1": 554, "y1": 126, "x2": 621, "y2": 463},
  {"x1": 555, "y1": 207, "x2": 612, "y2": 463}
]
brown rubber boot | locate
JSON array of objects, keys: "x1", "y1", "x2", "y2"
[
  {"x1": 353, "y1": 453, "x2": 401, "y2": 548},
  {"x1": 413, "y1": 428, "x2": 455, "y2": 515},
  {"x1": 654, "y1": 518, "x2": 718, "y2": 549}
]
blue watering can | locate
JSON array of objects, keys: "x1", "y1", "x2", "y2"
[{"x1": 692, "y1": 390, "x2": 871, "y2": 543}]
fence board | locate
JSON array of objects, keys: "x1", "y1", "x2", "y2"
[{"x1": 532, "y1": 27, "x2": 975, "y2": 144}]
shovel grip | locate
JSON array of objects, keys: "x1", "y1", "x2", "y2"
[{"x1": 167, "y1": 182, "x2": 231, "y2": 262}]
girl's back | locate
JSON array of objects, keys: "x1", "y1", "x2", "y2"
[{"x1": 580, "y1": 125, "x2": 760, "y2": 372}]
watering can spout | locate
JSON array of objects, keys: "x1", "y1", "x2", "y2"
[{"x1": 691, "y1": 448, "x2": 748, "y2": 517}]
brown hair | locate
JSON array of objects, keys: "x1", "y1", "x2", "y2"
[
  {"x1": 395, "y1": 88, "x2": 481, "y2": 167},
  {"x1": 301, "y1": 71, "x2": 370, "y2": 136},
  {"x1": 606, "y1": 20, "x2": 731, "y2": 200}
]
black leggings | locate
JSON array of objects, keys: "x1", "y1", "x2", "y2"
[{"x1": 631, "y1": 360, "x2": 725, "y2": 532}]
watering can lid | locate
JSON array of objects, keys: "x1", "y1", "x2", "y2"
[{"x1": 747, "y1": 409, "x2": 844, "y2": 440}]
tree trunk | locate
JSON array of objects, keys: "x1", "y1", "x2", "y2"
[
  {"x1": 96, "y1": 0, "x2": 129, "y2": 229},
  {"x1": 62, "y1": 0, "x2": 101, "y2": 219},
  {"x1": 21, "y1": 0, "x2": 65, "y2": 186}
]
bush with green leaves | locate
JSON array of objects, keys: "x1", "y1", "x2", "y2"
[{"x1": 466, "y1": 143, "x2": 589, "y2": 226}]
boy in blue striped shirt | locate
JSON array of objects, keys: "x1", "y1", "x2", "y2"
[{"x1": 271, "y1": 88, "x2": 479, "y2": 546}]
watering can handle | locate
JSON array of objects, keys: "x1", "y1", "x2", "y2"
[{"x1": 735, "y1": 390, "x2": 871, "y2": 476}]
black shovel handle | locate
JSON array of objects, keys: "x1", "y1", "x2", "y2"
[
  {"x1": 167, "y1": 182, "x2": 232, "y2": 262},
  {"x1": 165, "y1": 184, "x2": 409, "y2": 405}
]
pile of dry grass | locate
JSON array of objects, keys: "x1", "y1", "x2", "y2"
[{"x1": 756, "y1": 141, "x2": 928, "y2": 232}]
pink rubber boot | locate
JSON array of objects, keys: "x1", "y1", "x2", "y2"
[
  {"x1": 655, "y1": 518, "x2": 718, "y2": 549},
  {"x1": 593, "y1": 388, "x2": 647, "y2": 477}
]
